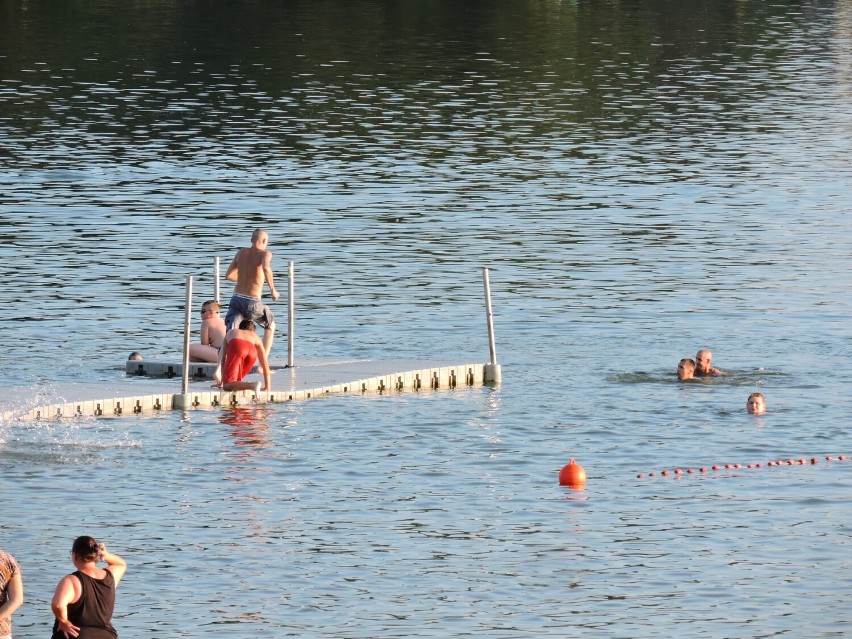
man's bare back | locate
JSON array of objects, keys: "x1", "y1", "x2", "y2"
[
  {"x1": 223, "y1": 228, "x2": 280, "y2": 355},
  {"x1": 226, "y1": 230, "x2": 280, "y2": 301}
]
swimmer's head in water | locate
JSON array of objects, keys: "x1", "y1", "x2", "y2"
[
  {"x1": 695, "y1": 349, "x2": 713, "y2": 374},
  {"x1": 677, "y1": 358, "x2": 695, "y2": 381},
  {"x1": 747, "y1": 392, "x2": 766, "y2": 414},
  {"x1": 128, "y1": 352, "x2": 143, "y2": 361}
]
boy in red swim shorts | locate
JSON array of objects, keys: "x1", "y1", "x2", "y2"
[{"x1": 214, "y1": 319, "x2": 272, "y2": 392}]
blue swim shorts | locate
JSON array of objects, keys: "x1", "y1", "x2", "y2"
[{"x1": 225, "y1": 294, "x2": 275, "y2": 332}]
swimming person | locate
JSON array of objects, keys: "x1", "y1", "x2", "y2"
[
  {"x1": 695, "y1": 349, "x2": 723, "y2": 376},
  {"x1": 746, "y1": 392, "x2": 766, "y2": 414},
  {"x1": 51, "y1": 536, "x2": 127, "y2": 639},
  {"x1": 0, "y1": 548, "x2": 23, "y2": 639},
  {"x1": 214, "y1": 319, "x2": 272, "y2": 393},
  {"x1": 189, "y1": 300, "x2": 226, "y2": 363},
  {"x1": 223, "y1": 228, "x2": 280, "y2": 357},
  {"x1": 677, "y1": 358, "x2": 696, "y2": 381}
]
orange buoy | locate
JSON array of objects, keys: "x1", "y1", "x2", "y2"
[{"x1": 559, "y1": 458, "x2": 587, "y2": 487}]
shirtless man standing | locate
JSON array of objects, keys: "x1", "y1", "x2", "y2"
[{"x1": 224, "y1": 228, "x2": 280, "y2": 356}]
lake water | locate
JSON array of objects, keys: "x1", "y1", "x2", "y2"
[{"x1": 1, "y1": 1, "x2": 851, "y2": 637}]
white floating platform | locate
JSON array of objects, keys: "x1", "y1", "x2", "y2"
[
  {"x1": 1, "y1": 359, "x2": 501, "y2": 423},
  {"x1": 126, "y1": 359, "x2": 218, "y2": 379}
]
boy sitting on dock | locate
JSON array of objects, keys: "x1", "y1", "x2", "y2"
[{"x1": 189, "y1": 300, "x2": 226, "y2": 363}]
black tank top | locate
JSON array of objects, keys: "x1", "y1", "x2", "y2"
[{"x1": 51, "y1": 570, "x2": 117, "y2": 639}]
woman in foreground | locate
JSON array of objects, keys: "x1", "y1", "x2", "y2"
[{"x1": 51, "y1": 537, "x2": 127, "y2": 639}]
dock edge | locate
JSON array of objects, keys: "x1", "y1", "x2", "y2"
[{"x1": 5, "y1": 363, "x2": 502, "y2": 423}]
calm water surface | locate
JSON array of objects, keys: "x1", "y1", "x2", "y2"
[{"x1": 1, "y1": 1, "x2": 851, "y2": 637}]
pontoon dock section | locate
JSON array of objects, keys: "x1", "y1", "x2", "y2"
[
  {"x1": 2, "y1": 359, "x2": 502, "y2": 423},
  {"x1": 2, "y1": 267, "x2": 503, "y2": 423}
]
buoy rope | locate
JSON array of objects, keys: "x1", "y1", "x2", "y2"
[{"x1": 636, "y1": 455, "x2": 848, "y2": 479}]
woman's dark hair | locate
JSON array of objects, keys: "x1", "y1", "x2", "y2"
[{"x1": 72, "y1": 536, "x2": 99, "y2": 562}]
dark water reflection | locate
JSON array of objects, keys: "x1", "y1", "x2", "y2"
[
  {"x1": 1, "y1": 1, "x2": 845, "y2": 171},
  {"x1": 2, "y1": 1, "x2": 852, "y2": 637}
]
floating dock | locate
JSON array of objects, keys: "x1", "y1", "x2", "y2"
[
  {"x1": 1, "y1": 359, "x2": 502, "y2": 423},
  {"x1": 0, "y1": 268, "x2": 504, "y2": 423}
]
